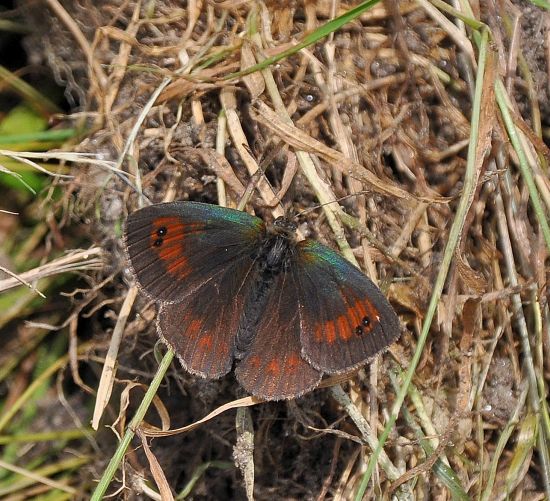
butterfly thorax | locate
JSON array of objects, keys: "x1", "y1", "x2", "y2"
[
  {"x1": 272, "y1": 216, "x2": 297, "y2": 236},
  {"x1": 234, "y1": 224, "x2": 297, "y2": 359}
]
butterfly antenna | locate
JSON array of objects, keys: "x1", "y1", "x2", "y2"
[
  {"x1": 294, "y1": 191, "x2": 370, "y2": 219},
  {"x1": 236, "y1": 144, "x2": 286, "y2": 212},
  {"x1": 237, "y1": 168, "x2": 263, "y2": 211}
]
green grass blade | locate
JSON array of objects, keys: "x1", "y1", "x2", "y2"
[
  {"x1": 90, "y1": 349, "x2": 175, "y2": 501},
  {"x1": 224, "y1": 0, "x2": 382, "y2": 81},
  {"x1": 354, "y1": 27, "x2": 491, "y2": 500}
]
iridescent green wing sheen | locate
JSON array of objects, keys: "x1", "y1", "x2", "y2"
[
  {"x1": 294, "y1": 240, "x2": 400, "y2": 373},
  {"x1": 125, "y1": 201, "x2": 264, "y2": 303}
]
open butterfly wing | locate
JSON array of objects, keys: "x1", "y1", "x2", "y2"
[
  {"x1": 235, "y1": 272, "x2": 322, "y2": 400},
  {"x1": 295, "y1": 240, "x2": 400, "y2": 373},
  {"x1": 158, "y1": 255, "x2": 259, "y2": 378},
  {"x1": 125, "y1": 202, "x2": 265, "y2": 378},
  {"x1": 125, "y1": 202, "x2": 265, "y2": 303}
]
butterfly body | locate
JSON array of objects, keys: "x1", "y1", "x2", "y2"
[
  {"x1": 234, "y1": 218, "x2": 298, "y2": 359},
  {"x1": 125, "y1": 202, "x2": 400, "y2": 400}
]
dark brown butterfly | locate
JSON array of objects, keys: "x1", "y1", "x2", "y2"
[{"x1": 124, "y1": 202, "x2": 400, "y2": 400}]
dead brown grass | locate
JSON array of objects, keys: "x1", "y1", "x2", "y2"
[{"x1": 4, "y1": 0, "x2": 550, "y2": 499}]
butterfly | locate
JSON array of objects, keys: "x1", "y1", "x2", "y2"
[{"x1": 124, "y1": 201, "x2": 400, "y2": 400}]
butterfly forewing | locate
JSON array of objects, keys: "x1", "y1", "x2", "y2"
[
  {"x1": 235, "y1": 272, "x2": 322, "y2": 400},
  {"x1": 125, "y1": 202, "x2": 265, "y2": 303},
  {"x1": 294, "y1": 240, "x2": 400, "y2": 373}
]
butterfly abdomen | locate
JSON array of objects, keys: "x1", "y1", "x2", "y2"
[{"x1": 234, "y1": 235, "x2": 295, "y2": 359}]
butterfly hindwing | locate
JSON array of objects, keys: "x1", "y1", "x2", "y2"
[
  {"x1": 235, "y1": 272, "x2": 322, "y2": 400},
  {"x1": 125, "y1": 202, "x2": 265, "y2": 303},
  {"x1": 158, "y1": 255, "x2": 259, "y2": 378},
  {"x1": 294, "y1": 240, "x2": 400, "y2": 373}
]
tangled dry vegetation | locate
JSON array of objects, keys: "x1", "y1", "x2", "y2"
[{"x1": 2, "y1": 0, "x2": 550, "y2": 499}]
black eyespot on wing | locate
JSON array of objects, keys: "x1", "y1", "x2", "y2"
[
  {"x1": 124, "y1": 201, "x2": 266, "y2": 303},
  {"x1": 294, "y1": 240, "x2": 401, "y2": 373}
]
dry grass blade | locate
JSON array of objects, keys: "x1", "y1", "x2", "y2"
[
  {"x1": 137, "y1": 428, "x2": 174, "y2": 501},
  {"x1": 235, "y1": 407, "x2": 255, "y2": 501},
  {"x1": 0, "y1": 458, "x2": 76, "y2": 495},
  {"x1": 220, "y1": 89, "x2": 284, "y2": 216},
  {"x1": 0, "y1": 264, "x2": 46, "y2": 298},
  {"x1": 8, "y1": 0, "x2": 550, "y2": 498},
  {"x1": 330, "y1": 385, "x2": 401, "y2": 483},
  {"x1": 142, "y1": 396, "x2": 262, "y2": 438},
  {"x1": 251, "y1": 101, "x2": 412, "y2": 201},
  {"x1": 44, "y1": 0, "x2": 107, "y2": 89},
  {"x1": 0, "y1": 149, "x2": 128, "y2": 179},
  {"x1": 0, "y1": 248, "x2": 103, "y2": 294},
  {"x1": 92, "y1": 286, "x2": 138, "y2": 430}
]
